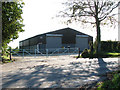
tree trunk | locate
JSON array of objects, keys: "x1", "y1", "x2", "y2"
[
  {"x1": 96, "y1": 21, "x2": 101, "y2": 53},
  {"x1": 94, "y1": 1, "x2": 101, "y2": 53}
]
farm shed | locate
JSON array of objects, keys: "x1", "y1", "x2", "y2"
[{"x1": 19, "y1": 28, "x2": 93, "y2": 51}]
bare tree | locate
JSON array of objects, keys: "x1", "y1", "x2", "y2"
[{"x1": 59, "y1": 0, "x2": 120, "y2": 53}]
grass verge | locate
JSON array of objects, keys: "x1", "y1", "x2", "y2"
[
  {"x1": 76, "y1": 52, "x2": 120, "y2": 58},
  {"x1": 96, "y1": 70, "x2": 120, "y2": 89}
]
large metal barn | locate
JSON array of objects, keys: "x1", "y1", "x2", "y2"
[{"x1": 19, "y1": 28, "x2": 93, "y2": 52}]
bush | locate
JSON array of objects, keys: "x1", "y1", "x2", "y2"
[
  {"x1": 117, "y1": 42, "x2": 120, "y2": 52},
  {"x1": 97, "y1": 71, "x2": 120, "y2": 89},
  {"x1": 89, "y1": 41, "x2": 93, "y2": 52},
  {"x1": 81, "y1": 48, "x2": 89, "y2": 58},
  {"x1": 101, "y1": 41, "x2": 120, "y2": 52}
]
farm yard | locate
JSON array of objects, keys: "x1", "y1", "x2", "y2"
[
  {"x1": 1, "y1": 55, "x2": 119, "y2": 88},
  {"x1": 1, "y1": 0, "x2": 120, "y2": 89}
]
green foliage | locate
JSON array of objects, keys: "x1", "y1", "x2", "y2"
[
  {"x1": 2, "y1": 54, "x2": 15, "y2": 63},
  {"x1": 61, "y1": 0, "x2": 119, "y2": 53},
  {"x1": 11, "y1": 46, "x2": 20, "y2": 55},
  {"x1": 97, "y1": 72, "x2": 120, "y2": 89},
  {"x1": 2, "y1": 1, "x2": 25, "y2": 53},
  {"x1": 89, "y1": 41, "x2": 93, "y2": 53},
  {"x1": 1, "y1": 55, "x2": 9, "y2": 60},
  {"x1": 101, "y1": 41, "x2": 120, "y2": 52},
  {"x1": 117, "y1": 42, "x2": 120, "y2": 50},
  {"x1": 81, "y1": 48, "x2": 89, "y2": 58},
  {"x1": 93, "y1": 39, "x2": 98, "y2": 53},
  {"x1": 2, "y1": 46, "x2": 19, "y2": 63},
  {"x1": 80, "y1": 49, "x2": 120, "y2": 58}
]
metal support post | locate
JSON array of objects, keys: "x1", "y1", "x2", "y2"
[
  {"x1": 78, "y1": 48, "x2": 80, "y2": 57},
  {"x1": 46, "y1": 49, "x2": 48, "y2": 57},
  {"x1": 35, "y1": 49, "x2": 36, "y2": 58},
  {"x1": 23, "y1": 49, "x2": 24, "y2": 58}
]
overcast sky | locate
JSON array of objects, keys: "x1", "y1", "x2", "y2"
[{"x1": 8, "y1": 0, "x2": 118, "y2": 48}]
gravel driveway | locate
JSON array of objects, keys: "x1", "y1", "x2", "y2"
[{"x1": 1, "y1": 55, "x2": 119, "y2": 88}]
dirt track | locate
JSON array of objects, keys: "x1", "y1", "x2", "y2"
[{"x1": 2, "y1": 55, "x2": 119, "y2": 88}]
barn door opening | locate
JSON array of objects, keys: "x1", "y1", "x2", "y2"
[
  {"x1": 76, "y1": 35, "x2": 88, "y2": 51},
  {"x1": 46, "y1": 34, "x2": 63, "y2": 49}
]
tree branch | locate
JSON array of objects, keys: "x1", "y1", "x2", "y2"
[{"x1": 99, "y1": 2, "x2": 119, "y2": 22}]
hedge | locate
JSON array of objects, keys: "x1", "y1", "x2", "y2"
[{"x1": 101, "y1": 41, "x2": 120, "y2": 52}]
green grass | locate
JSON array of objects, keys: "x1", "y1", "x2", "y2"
[
  {"x1": 1, "y1": 55, "x2": 15, "y2": 63},
  {"x1": 106, "y1": 52, "x2": 120, "y2": 56},
  {"x1": 97, "y1": 70, "x2": 120, "y2": 89},
  {"x1": 100, "y1": 52, "x2": 120, "y2": 58},
  {"x1": 1, "y1": 55, "x2": 10, "y2": 60},
  {"x1": 76, "y1": 52, "x2": 120, "y2": 58}
]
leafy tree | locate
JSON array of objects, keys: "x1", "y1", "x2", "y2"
[
  {"x1": 59, "y1": 0, "x2": 120, "y2": 53},
  {"x1": 2, "y1": 1, "x2": 25, "y2": 55}
]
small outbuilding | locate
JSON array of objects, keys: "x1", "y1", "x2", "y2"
[{"x1": 19, "y1": 28, "x2": 93, "y2": 51}]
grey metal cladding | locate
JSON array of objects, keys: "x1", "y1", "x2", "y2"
[
  {"x1": 24, "y1": 39, "x2": 29, "y2": 46},
  {"x1": 39, "y1": 34, "x2": 46, "y2": 44},
  {"x1": 19, "y1": 27, "x2": 93, "y2": 49},
  {"x1": 29, "y1": 36, "x2": 38, "y2": 46},
  {"x1": 46, "y1": 28, "x2": 92, "y2": 44},
  {"x1": 47, "y1": 28, "x2": 76, "y2": 44},
  {"x1": 76, "y1": 37, "x2": 88, "y2": 51},
  {"x1": 39, "y1": 44, "x2": 46, "y2": 49},
  {"x1": 46, "y1": 36, "x2": 62, "y2": 49}
]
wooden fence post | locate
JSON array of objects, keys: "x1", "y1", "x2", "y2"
[
  {"x1": 10, "y1": 48, "x2": 12, "y2": 60},
  {"x1": 78, "y1": 48, "x2": 80, "y2": 57}
]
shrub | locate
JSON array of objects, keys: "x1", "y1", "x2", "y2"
[
  {"x1": 81, "y1": 48, "x2": 89, "y2": 58},
  {"x1": 97, "y1": 72, "x2": 120, "y2": 89},
  {"x1": 117, "y1": 42, "x2": 120, "y2": 52},
  {"x1": 101, "y1": 41, "x2": 120, "y2": 52},
  {"x1": 89, "y1": 41, "x2": 93, "y2": 52}
]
